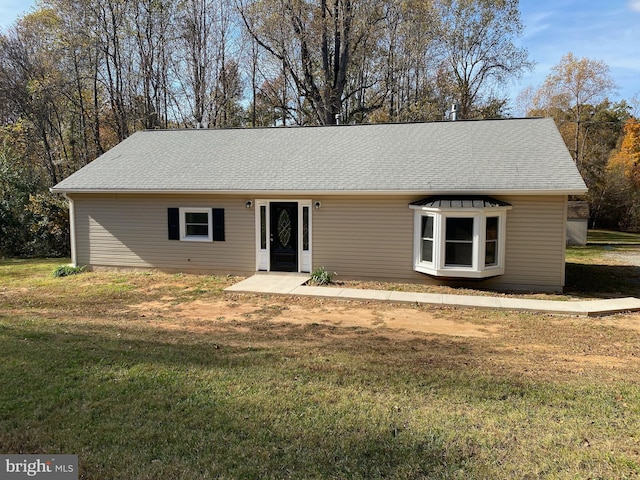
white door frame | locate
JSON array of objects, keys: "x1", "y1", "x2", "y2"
[{"x1": 255, "y1": 199, "x2": 312, "y2": 273}]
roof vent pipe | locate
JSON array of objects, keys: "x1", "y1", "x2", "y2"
[
  {"x1": 450, "y1": 103, "x2": 460, "y2": 121},
  {"x1": 335, "y1": 114, "x2": 340, "y2": 125}
]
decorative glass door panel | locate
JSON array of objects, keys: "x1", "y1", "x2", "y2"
[{"x1": 270, "y1": 202, "x2": 298, "y2": 271}]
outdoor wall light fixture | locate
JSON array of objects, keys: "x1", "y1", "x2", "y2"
[
  {"x1": 245, "y1": 200, "x2": 253, "y2": 209},
  {"x1": 314, "y1": 201, "x2": 321, "y2": 210}
]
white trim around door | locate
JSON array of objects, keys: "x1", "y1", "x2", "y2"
[{"x1": 255, "y1": 199, "x2": 312, "y2": 273}]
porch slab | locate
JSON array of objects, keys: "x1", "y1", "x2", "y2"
[{"x1": 225, "y1": 272, "x2": 310, "y2": 294}]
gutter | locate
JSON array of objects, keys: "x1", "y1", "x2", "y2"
[{"x1": 50, "y1": 188, "x2": 589, "y2": 196}]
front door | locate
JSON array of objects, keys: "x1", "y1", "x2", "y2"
[{"x1": 270, "y1": 202, "x2": 298, "y2": 272}]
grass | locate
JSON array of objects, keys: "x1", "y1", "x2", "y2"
[
  {"x1": 1, "y1": 259, "x2": 640, "y2": 478},
  {"x1": 587, "y1": 229, "x2": 640, "y2": 245},
  {"x1": 564, "y1": 241, "x2": 640, "y2": 297}
]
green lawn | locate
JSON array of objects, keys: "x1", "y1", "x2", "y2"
[
  {"x1": 587, "y1": 229, "x2": 640, "y2": 244},
  {"x1": 1, "y1": 259, "x2": 639, "y2": 479},
  {"x1": 565, "y1": 231, "x2": 640, "y2": 297}
]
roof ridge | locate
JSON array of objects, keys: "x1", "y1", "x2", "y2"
[{"x1": 137, "y1": 116, "x2": 548, "y2": 133}]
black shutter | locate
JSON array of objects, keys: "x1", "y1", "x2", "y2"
[
  {"x1": 212, "y1": 208, "x2": 225, "y2": 241},
  {"x1": 167, "y1": 208, "x2": 179, "y2": 240}
]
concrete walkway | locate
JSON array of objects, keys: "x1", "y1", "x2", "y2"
[{"x1": 224, "y1": 273, "x2": 640, "y2": 317}]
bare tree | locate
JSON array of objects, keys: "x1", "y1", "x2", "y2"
[
  {"x1": 177, "y1": 0, "x2": 214, "y2": 127},
  {"x1": 532, "y1": 52, "x2": 617, "y2": 167},
  {"x1": 436, "y1": 0, "x2": 533, "y2": 119},
  {"x1": 92, "y1": 0, "x2": 133, "y2": 141},
  {"x1": 238, "y1": 0, "x2": 386, "y2": 125},
  {"x1": 132, "y1": 0, "x2": 174, "y2": 129},
  {"x1": 0, "y1": 11, "x2": 70, "y2": 184}
]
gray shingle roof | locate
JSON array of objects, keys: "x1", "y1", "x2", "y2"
[{"x1": 51, "y1": 118, "x2": 587, "y2": 195}]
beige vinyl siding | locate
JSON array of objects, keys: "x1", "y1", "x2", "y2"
[
  {"x1": 71, "y1": 193, "x2": 255, "y2": 275},
  {"x1": 487, "y1": 195, "x2": 567, "y2": 291},
  {"x1": 311, "y1": 196, "x2": 416, "y2": 280},
  {"x1": 311, "y1": 194, "x2": 567, "y2": 292},
  {"x1": 69, "y1": 193, "x2": 568, "y2": 292}
]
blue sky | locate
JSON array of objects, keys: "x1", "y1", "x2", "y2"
[
  {"x1": 511, "y1": 0, "x2": 640, "y2": 114},
  {"x1": 1, "y1": 0, "x2": 639, "y2": 115}
]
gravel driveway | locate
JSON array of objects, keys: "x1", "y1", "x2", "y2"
[{"x1": 602, "y1": 246, "x2": 640, "y2": 266}]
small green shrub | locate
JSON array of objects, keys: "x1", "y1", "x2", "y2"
[
  {"x1": 52, "y1": 264, "x2": 86, "y2": 278},
  {"x1": 309, "y1": 267, "x2": 336, "y2": 285}
]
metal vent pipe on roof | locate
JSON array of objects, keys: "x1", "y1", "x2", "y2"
[{"x1": 450, "y1": 103, "x2": 460, "y2": 121}]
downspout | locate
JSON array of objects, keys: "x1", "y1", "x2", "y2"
[
  {"x1": 561, "y1": 195, "x2": 568, "y2": 290},
  {"x1": 62, "y1": 193, "x2": 77, "y2": 267}
]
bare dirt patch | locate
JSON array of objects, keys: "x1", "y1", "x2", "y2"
[
  {"x1": 597, "y1": 313, "x2": 640, "y2": 332},
  {"x1": 127, "y1": 292, "x2": 640, "y2": 379},
  {"x1": 131, "y1": 296, "x2": 500, "y2": 340},
  {"x1": 276, "y1": 303, "x2": 499, "y2": 338}
]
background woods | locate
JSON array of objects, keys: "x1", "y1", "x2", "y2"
[{"x1": 0, "y1": 0, "x2": 638, "y2": 257}]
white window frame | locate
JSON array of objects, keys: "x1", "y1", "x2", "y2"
[
  {"x1": 410, "y1": 204, "x2": 511, "y2": 278},
  {"x1": 300, "y1": 203, "x2": 312, "y2": 273},
  {"x1": 179, "y1": 207, "x2": 213, "y2": 242}
]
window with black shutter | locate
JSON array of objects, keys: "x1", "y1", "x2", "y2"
[
  {"x1": 167, "y1": 207, "x2": 225, "y2": 242},
  {"x1": 168, "y1": 208, "x2": 180, "y2": 240},
  {"x1": 212, "y1": 208, "x2": 225, "y2": 241}
]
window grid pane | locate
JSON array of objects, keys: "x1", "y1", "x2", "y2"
[
  {"x1": 186, "y1": 224, "x2": 209, "y2": 237},
  {"x1": 422, "y1": 216, "x2": 434, "y2": 238},
  {"x1": 420, "y1": 216, "x2": 434, "y2": 263},
  {"x1": 445, "y1": 242, "x2": 473, "y2": 266},
  {"x1": 185, "y1": 212, "x2": 209, "y2": 224},
  {"x1": 485, "y1": 217, "x2": 499, "y2": 266},
  {"x1": 260, "y1": 206, "x2": 267, "y2": 250},
  {"x1": 446, "y1": 217, "x2": 473, "y2": 241},
  {"x1": 485, "y1": 241, "x2": 497, "y2": 266},
  {"x1": 184, "y1": 211, "x2": 209, "y2": 237},
  {"x1": 486, "y1": 217, "x2": 498, "y2": 241},
  {"x1": 421, "y1": 239, "x2": 433, "y2": 263},
  {"x1": 445, "y1": 217, "x2": 473, "y2": 266},
  {"x1": 302, "y1": 206, "x2": 309, "y2": 251}
]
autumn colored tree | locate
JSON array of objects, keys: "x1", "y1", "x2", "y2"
[
  {"x1": 529, "y1": 53, "x2": 617, "y2": 168},
  {"x1": 608, "y1": 119, "x2": 640, "y2": 186},
  {"x1": 597, "y1": 118, "x2": 640, "y2": 231},
  {"x1": 577, "y1": 102, "x2": 631, "y2": 229},
  {"x1": 521, "y1": 54, "x2": 629, "y2": 228}
]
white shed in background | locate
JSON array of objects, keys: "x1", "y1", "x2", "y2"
[{"x1": 567, "y1": 201, "x2": 589, "y2": 246}]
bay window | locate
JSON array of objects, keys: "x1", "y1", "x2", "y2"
[{"x1": 410, "y1": 197, "x2": 511, "y2": 278}]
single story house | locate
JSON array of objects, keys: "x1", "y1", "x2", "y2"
[{"x1": 51, "y1": 118, "x2": 587, "y2": 292}]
